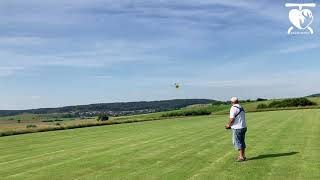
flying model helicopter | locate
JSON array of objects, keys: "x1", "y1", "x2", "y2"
[{"x1": 174, "y1": 83, "x2": 180, "y2": 89}]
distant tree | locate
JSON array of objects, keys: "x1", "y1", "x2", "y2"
[
  {"x1": 17, "y1": 120, "x2": 21, "y2": 123},
  {"x1": 61, "y1": 114, "x2": 76, "y2": 118},
  {"x1": 161, "y1": 109, "x2": 211, "y2": 117},
  {"x1": 268, "y1": 98, "x2": 316, "y2": 108},
  {"x1": 257, "y1": 104, "x2": 268, "y2": 109},
  {"x1": 26, "y1": 124, "x2": 37, "y2": 128},
  {"x1": 257, "y1": 98, "x2": 316, "y2": 109},
  {"x1": 308, "y1": 93, "x2": 320, "y2": 97},
  {"x1": 257, "y1": 98, "x2": 268, "y2": 101},
  {"x1": 97, "y1": 114, "x2": 109, "y2": 121}
]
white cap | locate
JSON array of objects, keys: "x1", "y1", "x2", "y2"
[{"x1": 230, "y1": 97, "x2": 238, "y2": 103}]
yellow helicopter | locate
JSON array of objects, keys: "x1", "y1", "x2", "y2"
[{"x1": 174, "y1": 83, "x2": 180, "y2": 89}]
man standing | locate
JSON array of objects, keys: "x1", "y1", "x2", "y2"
[{"x1": 225, "y1": 97, "x2": 247, "y2": 162}]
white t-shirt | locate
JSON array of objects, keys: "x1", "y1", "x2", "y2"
[{"x1": 229, "y1": 104, "x2": 247, "y2": 129}]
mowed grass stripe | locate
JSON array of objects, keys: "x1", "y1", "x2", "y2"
[
  {"x1": 75, "y1": 117, "x2": 232, "y2": 180},
  {"x1": 0, "y1": 112, "x2": 298, "y2": 179},
  {"x1": 13, "y1": 117, "x2": 227, "y2": 179},
  {"x1": 298, "y1": 110, "x2": 320, "y2": 179},
  {"x1": 263, "y1": 110, "x2": 320, "y2": 180},
  {"x1": 0, "y1": 110, "x2": 320, "y2": 180},
  {"x1": 85, "y1": 112, "x2": 290, "y2": 180},
  {"x1": 0, "y1": 113, "x2": 255, "y2": 179},
  {"x1": 0, "y1": 112, "x2": 282, "y2": 179},
  {"x1": 1, "y1": 117, "x2": 221, "y2": 177},
  {"x1": 0, "y1": 117, "x2": 200, "y2": 162},
  {"x1": 87, "y1": 113, "x2": 272, "y2": 178},
  {"x1": 187, "y1": 111, "x2": 292, "y2": 180}
]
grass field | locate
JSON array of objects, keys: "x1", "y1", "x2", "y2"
[{"x1": 0, "y1": 109, "x2": 319, "y2": 180}]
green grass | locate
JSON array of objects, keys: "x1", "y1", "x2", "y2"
[
  {"x1": 308, "y1": 97, "x2": 320, "y2": 104},
  {"x1": 0, "y1": 109, "x2": 319, "y2": 179},
  {"x1": 0, "y1": 114, "x2": 39, "y2": 121}
]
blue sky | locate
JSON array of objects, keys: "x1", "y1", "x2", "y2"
[{"x1": 0, "y1": 0, "x2": 320, "y2": 109}]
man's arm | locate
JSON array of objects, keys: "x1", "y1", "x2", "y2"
[
  {"x1": 226, "y1": 118, "x2": 234, "y2": 129},
  {"x1": 226, "y1": 106, "x2": 236, "y2": 129}
]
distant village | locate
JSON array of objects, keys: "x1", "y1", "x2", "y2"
[{"x1": 76, "y1": 109, "x2": 157, "y2": 119}]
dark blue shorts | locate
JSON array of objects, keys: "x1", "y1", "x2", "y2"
[{"x1": 232, "y1": 127, "x2": 247, "y2": 150}]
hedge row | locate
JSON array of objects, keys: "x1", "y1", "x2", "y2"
[
  {"x1": 161, "y1": 109, "x2": 211, "y2": 117},
  {"x1": 257, "y1": 98, "x2": 316, "y2": 109},
  {"x1": 0, "y1": 118, "x2": 164, "y2": 137}
]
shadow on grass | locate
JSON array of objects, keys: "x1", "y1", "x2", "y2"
[{"x1": 248, "y1": 152, "x2": 299, "y2": 161}]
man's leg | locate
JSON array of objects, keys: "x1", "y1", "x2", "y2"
[
  {"x1": 234, "y1": 129, "x2": 247, "y2": 161},
  {"x1": 239, "y1": 148, "x2": 245, "y2": 159},
  {"x1": 239, "y1": 128, "x2": 247, "y2": 159}
]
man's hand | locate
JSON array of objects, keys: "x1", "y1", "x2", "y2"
[{"x1": 225, "y1": 124, "x2": 231, "y2": 129}]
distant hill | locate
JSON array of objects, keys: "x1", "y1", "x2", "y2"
[
  {"x1": 0, "y1": 99, "x2": 221, "y2": 117},
  {"x1": 308, "y1": 93, "x2": 320, "y2": 97}
]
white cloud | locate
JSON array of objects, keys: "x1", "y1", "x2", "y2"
[
  {"x1": 30, "y1": 96, "x2": 41, "y2": 100},
  {"x1": 184, "y1": 78, "x2": 296, "y2": 88},
  {"x1": 0, "y1": 0, "x2": 278, "y2": 26},
  {"x1": 91, "y1": 75, "x2": 113, "y2": 79},
  {"x1": 0, "y1": 36, "x2": 47, "y2": 46},
  {"x1": 279, "y1": 43, "x2": 320, "y2": 54},
  {"x1": 0, "y1": 66, "x2": 24, "y2": 77}
]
